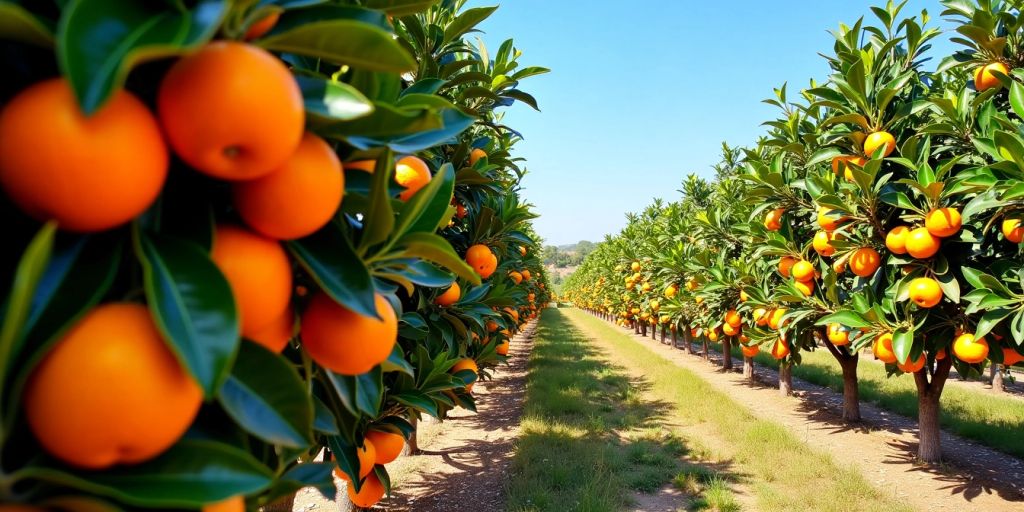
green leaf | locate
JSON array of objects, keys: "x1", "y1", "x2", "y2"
[
  {"x1": 1011, "y1": 81, "x2": 1024, "y2": 121},
  {"x1": 312, "y1": 395, "x2": 341, "y2": 435},
  {"x1": 394, "y1": 232, "x2": 480, "y2": 284},
  {"x1": 359, "y1": 152, "x2": 397, "y2": 253},
  {"x1": 394, "y1": 163, "x2": 455, "y2": 237},
  {"x1": 347, "y1": 108, "x2": 476, "y2": 153},
  {"x1": 266, "y1": 463, "x2": 336, "y2": 505},
  {"x1": 261, "y1": 6, "x2": 415, "y2": 72},
  {"x1": 297, "y1": 75, "x2": 373, "y2": 123},
  {"x1": 354, "y1": 366, "x2": 383, "y2": 416},
  {"x1": 0, "y1": 2, "x2": 55, "y2": 47},
  {"x1": 288, "y1": 223, "x2": 378, "y2": 319},
  {"x1": 442, "y1": 6, "x2": 496, "y2": 45},
  {"x1": 218, "y1": 342, "x2": 314, "y2": 449},
  {"x1": 892, "y1": 329, "x2": 914, "y2": 365},
  {"x1": 363, "y1": 0, "x2": 441, "y2": 16},
  {"x1": 135, "y1": 229, "x2": 240, "y2": 397},
  {"x1": 380, "y1": 344, "x2": 415, "y2": 376},
  {"x1": 326, "y1": 435, "x2": 362, "y2": 485},
  {"x1": 25, "y1": 440, "x2": 272, "y2": 507},
  {"x1": 814, "y1": 310, "x2": 871, "y2": 328},
  {"x1": 58, "y1": 0, "x2": 226, "y2": 114}
]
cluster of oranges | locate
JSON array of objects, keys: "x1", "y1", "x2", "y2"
[{"x1": 335, "y1": 426, "x2": 408, "y2": 507}]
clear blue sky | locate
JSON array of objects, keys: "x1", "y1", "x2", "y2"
[{"x1": 468, "y1": 1, "x2": 956, "y2": 246}]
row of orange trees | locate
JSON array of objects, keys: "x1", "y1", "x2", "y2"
[
  {"x1": 564, "y1": 0, "x2": 1024, "y2": 463},
  {"x1": 0, "y1": 0, "x2": 549, "y2": 509}
]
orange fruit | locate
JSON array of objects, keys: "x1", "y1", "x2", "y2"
[
  {"x1": 24, "y1": 304, "x2": 202, "y2": 469},
  {"x1": 764, "y1": 207, "x2": 785, "y2": 231},
  {"x1": 451, "y1": 358, "x2": 479, "y2": 392},
  {"x1": 826, "y1": 324, "x2": 850, "y2": 346},
  {"x1": 246, "y1": 306, "x2": 294, "y2": 353},
  {"x1": 753, "y1": 308, "x2": 768, "y2": 326},
  {"x1": 519, "y1": 245, "x2": 528, "y2": 256},
  {"x1": 831, "y1": 155, "x2": 868, "y2": 181},
  {"x1": 0, "y1": 78, "x2": 167, "y2": 232},
  {"x1": 455, "y1": 203, "x2": 467, "y2": 218},
  {"x1": 739, "y1": 290, "x2": 749, "y2": 302},
  {"x1": 953, "y1": 333, "x2": 989, "y2": 364},
  {"x1": 791, "y1": 260, "x2": 815, "y2": 282},
  {"x1": 347, "y1": 472, "x2": 386, "y2": 508},
  {"x1": 849, "y1": 247, "x2": 881, "y2": 277},
  {"x1": 707, "y1": 329, "x2": 719, "y2": 342},
  {"x1": 631, "y1": 261, "x2": 642, "y2": 272},
  {"x1": 778, "y1": 256, "x2": 798, "y2": 278},
  {"x1": 505, "y1": 307, "x2": 519, "y2": 322},
  {"x1": 486, "y1": 320, "x2": 499, "y2": 332},
  {"x1": 863, "y1": 131, "x2": 896, "y2": 157},
  {"x1": 395, "y1": 156, "x2": 431, "y2": 201},
  {"x1": 665, "y1": 285, "x2": 678, "y2": 298},
  {"x1": 1002, "y1": 348, "x2": 1024, "y2": 366},
  {"x1": 469, "y1": 148, "x2": 488, "y2": 166},
  {"x1": 344, "y1": 160, "x2": 377, "y2": 173},
  {"x1": 1002, "y1": 218, "x2": 1023, "y2": 243},
  {"x1": 813, "y1": 230, "x2": 838, "y2": 257},
  {"x1": 724, "y1": 310, "x2": 742, "y2": 328},
  {"x1": 925, "y1": 207, "x2": 962, "y2": 238},
  {"x1": 722, "y1": 323, "x2": 739, "y2": 336},
  {"x1": 833, "y1": 259, "x2": 847, "y2": 274},
  {"x1": 158, "y1": 42, "x2": 303, "y2": 180},
  {"x1": 357, "y1": 439, "x2": 377, "y2": 478},
  {"x1": 496, "y1": 340, "x2": 510, "y2": 355},
  {"x1": 873, "y1": 333, "x2": 898, "y2": 364},
  {"x1": 435, "y1": 282, "x2": 461, "y2": 307},
  {"x1": 908, "y1": 277, "x2": 942, "y2": 308},
  {"x1": 795, "y1": 279, "x2": 815, "y2": 296},
  {"x1": 521, "y1": 269, "x2": 532, "y2": 281},
  {"x1": 885, "y1": 226, "x2": 910, "y2": 254},
  {"x1": 466, "y1": 244, "x2": 495, "y2": 276},
  {"x1": 817, "y1": 206, "x2": 846, "y2": 232},
  {"x1": 905, "y1": 227, "x2": 940, "y2": 259},
  {"x1": 897, "y1": 354, "x2": 926, "y2": 373},
  {"x1": 509, "y1": 271, "x2": 523, "y2": 284},
  {"x1": 244, "y1": 11, "x2": 280, "y2": 40},
  {"x1": 202, "y1": 496, "x2": 244, "y2": 512},
  {"x1": 366, "y1": 429, "x2": 405, "y2": 465},
  {"x1": 300, "y1": 293, "x2": 398, "y2": 375},
  {"x1": 767, "y1": 308, "x2": 788, "y2": 330},
  {"x1": 770, "y1": 338, "x2": 790, "y2": 359},
  {"x1": 233, "y1": 133, "x2": 342, "y2": 240},
  {"x1": 211, "y1": 225, "x2": 293, "y2": 336},
  {"x1": 741, "y1": 344, "x2": 760, "y2": 358},
  {"x1": 975, "y1": 62, "x2": 1009, "y2": 91}
]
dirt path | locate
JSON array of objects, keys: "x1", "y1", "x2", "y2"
[{"x1": 569, "y1": 311, "x2": 1024, "y2": 512}]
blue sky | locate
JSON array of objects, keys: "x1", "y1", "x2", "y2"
[{"x1": 468, "y1": 1, "x2": 958, "y2": 246}]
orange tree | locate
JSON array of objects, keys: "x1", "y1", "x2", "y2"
[
  {"x1": 0, "y1": 0, "x2": 550, "y2": 509},
  {"x1": 567, "y1": 0, "x2": 1024, "y2": 464}
]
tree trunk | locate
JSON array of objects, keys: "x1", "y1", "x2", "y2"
[
  {"x1": 671, "y1": 328, "x2": 678, "y2": 349},
  {"x1": 404, "y1": 416, "x2": 419, "y2": 455},
  {"x1": 640, "y1": 322, "x2": 647, "y2": 337},
  {"x1": 913, "y1": 357, "x2": 953, "y2": 463},
  {"x1": 840, "y1": 356, "x2": 861, "y2": 422},
  {"x1": 659, "y1": 325, "x2": 665, "y2": 343},
  {"x1": 992, "y1": 364, "x2": 1005, "y2": 393},
  {"x1": 743, "y1": 356, "x2": 754, "y2": 383},
  {"x1": 779, "y1": 362, "x2": 792, "y2": 396},
  {"x1": 685, "y1": 326, "x2": 693, "y2": 354},
  {"x1": 722, "y1": 337, "x2": 733, "y2": 370},
  {"x1": 634, "y1": 321, "x2": 640, "y2": 334},
  {"x1": 702, "y1": 339, "x2": 709, "y2": 361}
]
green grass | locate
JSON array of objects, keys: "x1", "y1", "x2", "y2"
[
  {"x1": 505, "y1": 309, "x2": 688, "y2": 511},
  {"x1": 673, "y1": 466, "x2": 740, "y2": 512},
  {"x1": 719, "y1": 343, "x2": 1024, "y2": 459},
  {"x1": 565, "y1": 309, "x2": 911, "y2": 512}
]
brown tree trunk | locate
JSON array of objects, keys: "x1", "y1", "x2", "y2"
[
  {"x1": 743, "y1": 356, "x2": 754, "y2": 383},
  {"x1": 779, "y1": 362, "x2": 792, "y2": 396},
  {"x1": 671, "y1": 328, "x2": 678, "y2": 349},
  {"x1": 660, "y1": 325, "x2": 666, "y2": 343},
  {"x1": 821, "y1": 335, "x2": 861, "y2": 422},
  {"x1": 685, "y1": 326, "x2": 693, "y2": 354},
  {"x1": 702, "y1": 339, "x2": 709, "y2": 361},
  {"x1": 992, "y1": 364, "x2": 1005, "y2": 393},
  {"x1": 640, "y1": 322, "x2": 647, "y2": 337},
  {"x1": 634, "y1": 321, "x2": 640, "y2": 334},
  {"x1": 722, "y1": 337, "x2": 733, "y2": 370},
  {"x1": 404, "y1": 416, "x2": 419, "y2": 455},
  {"x1": 914, "y1": 357, "x2": 953, "y2": 463}
]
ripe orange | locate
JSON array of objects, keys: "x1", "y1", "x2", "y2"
[
  {"x1": 1002, "y1": 218, "x2": 1023, "y2": 243},
  {"x1": 0, "y1": 78, "x2": 167, "y2": 232},
  {"x1": 863, "y1": 131, "x2": 896, "y2": 158},
  {"x1": 770, "y1": 338, "x2": 790, "y2": 359},
  {"x1": 908, "y1": 277, "x2": 942, "y2": 308},
  {"x1": 202, "y1": 496, "x2": 244, "y2": 512},
  {"x1": 24, "y1": 304, "x2": 202, "y2": 469},
  {"x1": 451, "y1": 358, "x2": 479, "y2": 391},
  {"x1": 233, "y1": 133, "x2": 343, "y2": 240},
  {"x1": 707, "y1": 329, "x2": 719, "y2": 342},
  {"x1": 347, "y1": 472, "x2": 386, "y2": 508},
  {"x1": 505, "y1": 307, "x2": 520, "y2": 322},
  {"x1": 795, "y1": 279, "x2": 815, "y2": 296},
  {"x1": 631, "y1": 261, "x2": 642, "y2": 272},
  {"x1": 395, "y1": 156, "x2": 432, "y2": 201},
  {"x1": 1002, "y1": 348, "x2": 1024, "y2": 366},
  {"x1": 741, "y1": 344, "x2": 760, "y2": 358},
  {"x1": 466, "y1": 245, "x2": 497, "y2": 278},
  {"x1": 905, "y1": 227, "x2": 940, "y2": 259},
  {"x1": 722, "y1": 323, "x2": 740, "y2": 336},
  {"x1": 246, "y1": 306, "x2": 294, "y2": 353},
  {"x1": 158, "y1": 42, "x2": 303, "y2": 180},
  {"x1": 833, "y1": 259, "x2": 847, "y2": 274},
  {"x1": 435, "y1": 282, "x2": 461, "y2": 306},
  {"x1": 753, "y1": 308, "x2": 768, "y2": 326},
  {"x1": 724, "y1": 310, "x2": 742, "y2": 328},
  {"x1": 924, "y1": 207, "x2": 961, "y2": 238},
  {"x1": 764, "y1": 208, "x2": 785, "y2": 231},
  {"x1": 211, "y1": 225, "x2": 293, "y2": 336},
  {"x1": 975, "y1": 62, "x2": 1009, "y2": 91},
  {"x1": 873, "y1": 333, "x2": 897, "y2": 364},
  {"x1": 522, "y1": 269, "x2": 532, "y2": 281},
  {"x1": 778, "y1": 256, "x2": 798, "y2": 278},
  {"x1": 455, "y1": 203, "x2": 467, "y2": 218},
  {"x1": 813, "y1": 230, "x2": 838, "y2": 257},
  {"x1": 509, "y1": 271, "x2": 523, "y2": 284},
  {"x1": 885, "y1": 226, "x2": 910, "y2": 254},
  {"x1": 469, "y1": 148, "x2": 488, "y2": 166},
  {"x1": 244, "y1": 11, "x2": 280, "y2": 40},
  {"x1": 739, "y1": 290, "x2": 749, "y2": 302},
  {"x1": 849, "y1": 247, "x2": 881, "y2": 277},
  {"x1": 665, "y1": 285, "x2": 678, "y2": 298},
  {"x1": 344, "y1": 160, "x2": 377, "y2": 173},
  {"x1": 953, "y1": 333, "x2": 989, "y2": 363},
  {"x1": 817, "y1": 206, "x2": 847, "y2": 232},
  {"x1": 767, "y1": 308, "x2": 787, "y2": 330},
  {"x1": 366, "y1": 429, "x2": 405, "y2": 465},
  {"x1": 486, "y1": 320, "x2": 499, "y2": 332},
  {"x1": 357, "y1": 439, "x2": 377, "y2": 477},
  {"x1": 497, "y1": 340, "x2": 510, "y2": 355},
  {"x1": 791, "y1": 260, "x2": 815, "y2": 282},
  {"x1": 519, "y1": 245, "x2": 528, "y2": 256},
  {"x1": 300, "y1": 293, "x2": 398, "y2": 375},
  {"x1": 826, "y1": 324, "x2": 850, "y2": 346},
  {"x1": 897, "y1": 354, "x2": 925, "y2": 373}
]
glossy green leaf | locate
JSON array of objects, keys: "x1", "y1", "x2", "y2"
[
  {"x1": 892, "y1": 329, "x2": 913, "y2": 365},
  {"x1": 135, "y1": 229, "x2": 240, "y2": 397},
  {"x1": 218, "y1": 342, "x2": 313, "y2": 448},
  {"x1": 0, "y1": 2, "x2": 55, "y2": 47},
  {"x1": 395, "y1": 163, "x2": 454, "y2": 237},
  {"x1": 354, "y1": 366, "x2": 383, "y2": 416},
  {"x1": 363, "y1": 0, "x2": 441, "y2": 16},
  {"x1": 57, "y1": 0, "x2": 226, "y2": 114},
  {"x1": 359, "y1": 152, "x2": 396, "y2": 252},
  {"x1": 394, "y1": 232, "x2": 479, "y2": 284},
  {"x1": 297, "y1": 75, "x2": 373, "y2": 123},
  {"x1": 288, "y1": 224, "x2": 377, "y2": 319},
  {"x1": 266, "y1": 462, "x2": 336, "y2": 505},
  {"x1": 442, "y1": 6, "x2": 496, "y2": 45},
  {"x1": 312, "y1": 395, "x2": 340, "y2": 434},
  {"x1": 381, "y1": 344, "x2": 415, "y2": 376},
  {"x1": 348, "y1": 107, "x2": 476, "y2": 153}
]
